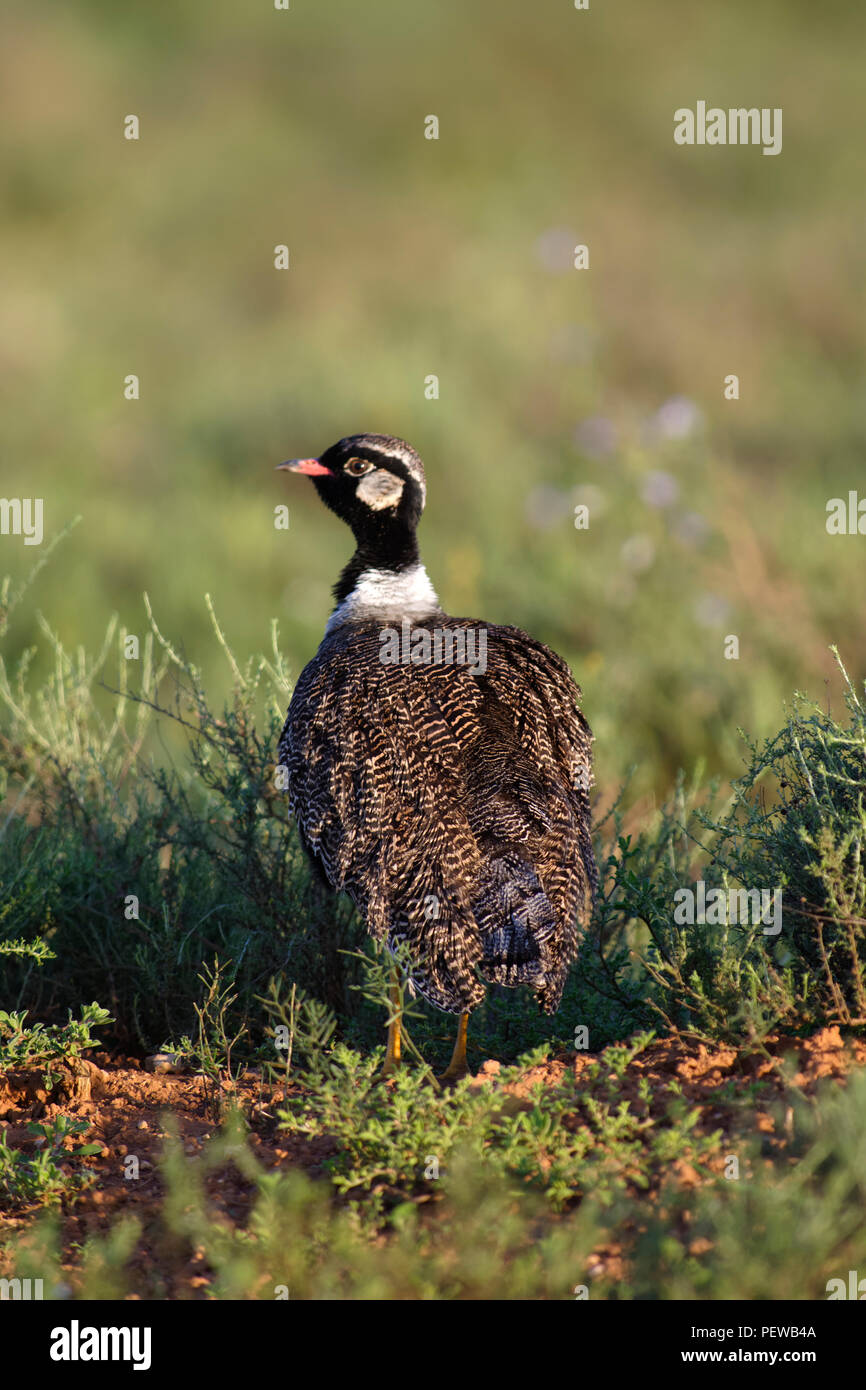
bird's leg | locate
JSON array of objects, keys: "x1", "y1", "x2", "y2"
[
  {"x1": 439, "y1": 1011, "x2": 470, "y2": 1083},
  {"x1": 382, "y1": 972, "x2": 402, "y2": 1076}
]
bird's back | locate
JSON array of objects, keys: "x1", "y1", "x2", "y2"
[{"x1": 278, "y1": 616, "x2": 596, "y2": 1014}]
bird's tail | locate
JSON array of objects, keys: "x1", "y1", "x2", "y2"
[{"x1": 472, "y1": 854, "x2": 557, "y2": 991}]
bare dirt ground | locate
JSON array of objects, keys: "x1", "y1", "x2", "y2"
[{"x1": 1, "y1": 1027, "x2": 864, "y2": 1297}]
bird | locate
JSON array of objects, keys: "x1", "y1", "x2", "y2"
[{"x1": 276, "y1": 433, "x2": 597, "y2": 1080}]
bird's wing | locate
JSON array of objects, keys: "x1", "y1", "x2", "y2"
[
  {"x1": 463, "y1": 624, "x2": 596, "y2": 1008},
  {"x1": 278, "y1": 623, "x2": 486, "y2": 1013}
]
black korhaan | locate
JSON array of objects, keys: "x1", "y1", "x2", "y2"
[{"x1": 276, "y1": 434, "x2": 597, "y2": 1078}]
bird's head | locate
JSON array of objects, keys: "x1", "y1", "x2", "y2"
[{"x1": 277, "y1": 434, "x2": 427, "y2": 543}]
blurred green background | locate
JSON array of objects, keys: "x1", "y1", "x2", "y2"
[{"x1": 2, "y1": 0, "x2": 864, "y2": 801}]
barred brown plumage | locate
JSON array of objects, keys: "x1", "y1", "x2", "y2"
[{"x1": 276, "y1": 433, "x2": 596, "y2": 1078}]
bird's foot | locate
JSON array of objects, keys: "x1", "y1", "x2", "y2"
[
  {"x1": 437, "y1": 1059, "x2": 471, "y2": 1086},
  {"x1": 380, "y1": 986, "x2": 402, "y2": 1079},
  {"x1": 437, "y1": 1010, "x2": 471, "y2": 1085}
]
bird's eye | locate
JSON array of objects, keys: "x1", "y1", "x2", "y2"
[{"x1": 345, "y1": 457, "x2": 373, "y2": 477}]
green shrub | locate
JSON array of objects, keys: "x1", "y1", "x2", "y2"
[
  {"x1": 0, "y1": 1115, "x2": 102, "y2": 1212},
  {"x1": 707, "y1": 649, "x2": 866, "y2": 1028}
]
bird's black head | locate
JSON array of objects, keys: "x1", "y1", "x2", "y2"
[{"x1": 277, "y1": 433, "x2": 427, "y2": 575}]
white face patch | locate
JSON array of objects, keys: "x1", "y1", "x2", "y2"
[
  {"x1": 355, "y1": 469, "x2": 405, "y2": 511},
  {"x1": 326, "y1": 564, "x2": 440, "y2": 633}
]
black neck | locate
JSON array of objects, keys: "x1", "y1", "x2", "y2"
[{"x1": 333, "y1": 524, "x2": 420, "y2": 604}]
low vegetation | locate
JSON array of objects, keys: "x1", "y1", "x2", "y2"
[{"x1": 1, "y1": 574, "x2": 865, "y2": 1296}]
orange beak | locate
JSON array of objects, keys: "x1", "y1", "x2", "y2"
[{"x1": 276, "y1": 458, "x2": 333, "y2": 476}]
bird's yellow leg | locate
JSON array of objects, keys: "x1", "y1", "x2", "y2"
[
  {"x1": 439, "y1": 1011, "x2": 470, "y2": 1082},
  {"x1": 382, "y1": 975, "x2": 402, "y2": 1076}
]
